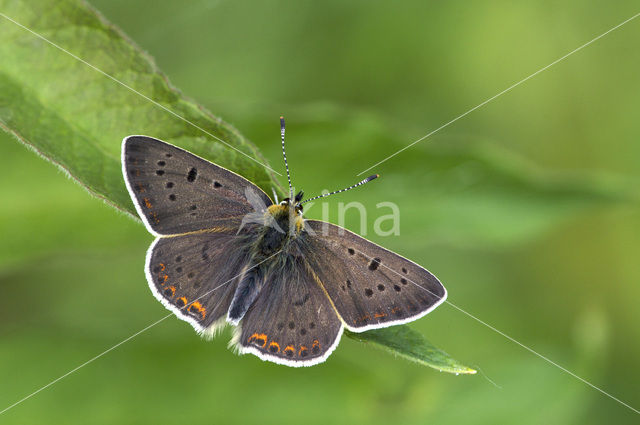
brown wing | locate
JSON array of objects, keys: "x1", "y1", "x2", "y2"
[
  {"x1": 146, "y1": 224, "x2": 254, "y2": 336},
  {"x1": 298, "y1": 220, "x2": 447, "y2": 332},
  {"x1": 232, "y1": 255, "x2": 343, "y2": 366},
  {"x1": 122, "y1": 135, "x2": 272, "y2": 235}
]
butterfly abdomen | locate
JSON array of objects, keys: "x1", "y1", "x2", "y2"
[{"x1": 227, "y1": 267, "x2": 265, "y2": 325}]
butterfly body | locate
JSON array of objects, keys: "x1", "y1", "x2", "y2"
[
  {"x1": 122, "y1": 132, "x2": 446, "y2": 367},
  {"x1": 255, "y1": 204, "x2": 304, "y2": 254}
]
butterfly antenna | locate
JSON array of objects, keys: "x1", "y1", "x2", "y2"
[
  {"x1": 301, "y1": 174, "x2": 380, "y2": 204},
  {"x1": 280, "y1": 116, "x2": 293, "y2": 199}
]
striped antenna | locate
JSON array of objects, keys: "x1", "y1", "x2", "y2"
[
  {"x1": 280, "y1": 116, "x2": 293, "y2": 199},
  {"x1": 300, "y1": 174, "x2": 380, "y2": 204}
]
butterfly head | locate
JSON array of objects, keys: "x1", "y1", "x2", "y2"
[
  {"x1": 279, "y1": 190, "x2": 304, "y2": 214},
  {"x1": 266, "y1": 190, "x2": 305, "y2": 235}
]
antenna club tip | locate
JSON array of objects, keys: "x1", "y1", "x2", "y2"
[
  {"x1": 280, "y1": 116, "x2": 284, "y2": 120},
  {"x1": 366, "y1": 174, "x2": 380, "y2": 182}
]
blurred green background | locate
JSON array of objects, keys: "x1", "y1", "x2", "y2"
[{"x1": 1, "y1": 0, "x2": 639, "y2": 424}]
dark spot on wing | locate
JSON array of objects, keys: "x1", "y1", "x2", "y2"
[
  {"x1": 201, "y1": 244, "x2": 209, "y2": 261},
  {"x1": 346, "y1": 280, "x2": 352, "y2": 289},
  {"x1": 169, "y1": 194, "x2": 176, "y2": 201},
  {"x1": 369, "y1": 258, "x2": 381, "y2": 271},
  {"x1": 175, "y1": 256, "x2": 182, "y2": 262},
  {"x1": 190, "y1": 205, "x2": 197, "y2": 210},
  {"x1": 156, "y1": 170, "x2": 165, "y2": 176},
  {"x1": 401, "y1": 278, "x2": 407, "y2": 285},
  {"x1": 393, "y1": 284, "x2": 401, "y2": 292},
  {"x1": 402, "y1": 267, "x2": 408, "y2": 274},
  {"x1": 165, "y1": 153, "x2": 172, "y2": 158},
  {"x1": 176, "y1": 267, "x2": 182, "y2": 273},
  {"x1": 288, "y1": 321, "x2": 295, "y2": 329},
  {"x1": 309, "y1": 322, "x2": 315, "y2": 329},
  {"x1": 157, "y1": 160, "x2": 166, "y2": 166},
  {"x1": 213, "y1": 181, "x2": 222, "y2": 188},
  {"x1": 277, "y1": 322, "x2": 284, "y2": 331},
  {"x1": 377, "y1": 284, "x2": 385, "y2": 291},
  {"x1": 187, "y1": 168, "x2": 197, "y2": 182},
  {"x1": 348, "y1": 248, "x2": 355, "y2": 255},
  {"x1": 188, "y1": 272, "x2": 195, "y2": 279},
  {"x1": 166, "y1": 182, "x2": 174, "y2": 188},
  {"x1": 364, "y1": 288, "x2": 373, "y2": 297}
]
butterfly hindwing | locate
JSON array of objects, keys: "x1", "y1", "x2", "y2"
[
  {"x1": 122, "y1": 135, "x2": 273, "y2": 235},
  {"x1": 146, "y1": 226, "x2": 253, "y2": 335},
  {"x1": 233, "y1": 255, "x2": 344, "y2": 366},
  {"x1": 300, "y1": 220, "x2": 446, "y2": 332}
]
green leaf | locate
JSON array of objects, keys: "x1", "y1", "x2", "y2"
[
  {"x1": 0, "y1": 0, "x2": 284, "y2": 215},
  {"x1": 0, "y1": 0, "x2": 470, "y2": 373},
  {"x1": 346, "y1": 327, "x2": 476, "y2": 374}
]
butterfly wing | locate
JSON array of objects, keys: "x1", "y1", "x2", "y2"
[
  {"x1": 122, "y1": 135, "x2": 273, "y2": 236},
  {"x1": 232, "y1": 255, "x2": 344, "y2": 367},
  {"x1": 299, "y1": 220, "x2": 446, "y2": 332},
  {"x1": 146, "y1": 226, "x2": 253, "y2": 335}
]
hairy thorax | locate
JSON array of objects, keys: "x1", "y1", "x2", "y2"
[{"x1": 254, "y1": 204, "x2": 304, "y2": 256}]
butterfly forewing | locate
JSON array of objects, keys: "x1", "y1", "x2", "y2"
[
  {"x1": 234, "y1": 255, "x2": 343, "y2": 366},
  {"x1": 300, "y1": 220, "x2": 446, "y2": 332},
  {"x1": 147, "y1": 226, "x2": 252, "y2": 333},
  {"x1": 122, "y1": 136, "x2": 273, "y2": 235}
]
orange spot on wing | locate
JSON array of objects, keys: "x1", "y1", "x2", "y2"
[
  {"x1": 159, "y1": 263, "x2": 166, "y2": 271},
  {"x1": 162, "y1": 274, "x2": 169, "y2": 284},
  {"x1": 136, "y1": 184, "x2": 145, "y2": 193},
  {"x1": 165, "y1": 286, "x2": 176, "y2": 297},
  {"x1": 374, "y1": 312, "x2": 388, "y2": 319},
  {"x1": 143, "y1": 198, "x2": 152, "y2": 209},
  {"x1": 268, "y1": 341, "x2": 280, "y2": 353},
  {"x1": 298, "y1": 345, "x2": 308, "y2": 356},
  {"x1": 176, "y1": 296, "x2": 187, "y2": 307},
  {"x1": 284, "y1": 345, "x2": 295, "y2": 354},
  {"x1": 188, "y1": 301, "x2": 206, "y2": 320},
  {"x1": 248, "y1": 333, "x2": 268, "y2": 348}
]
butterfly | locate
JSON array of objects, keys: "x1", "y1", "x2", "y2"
[{"x1": 121, "y1": 117, "x2": 447, "y2": 367}]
